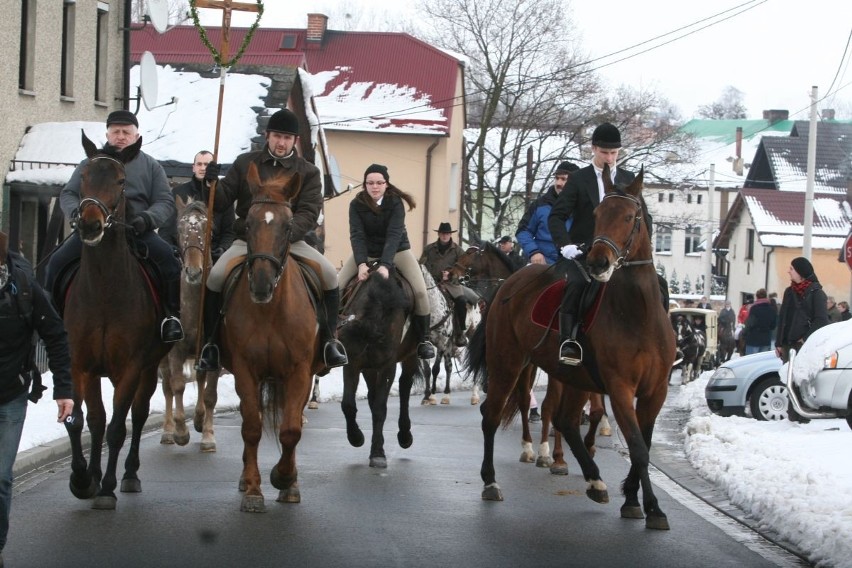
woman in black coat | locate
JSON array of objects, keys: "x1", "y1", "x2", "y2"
[{"x1": 775, "y1": 257, "x2": 829, "y2": 363}]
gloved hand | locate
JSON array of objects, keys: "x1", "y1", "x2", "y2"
[
  {"x1": 211, "y1": 247, "x2": 224, "y2": 261},
  {"x1": 130, "y1": 213, "x2": 151, "y2": 236},
  {"x1": 69, "y1": 208, "x2": 80, "y2": 229},
  {"x1": 204, "y1": 162, "x2": 221, "y2": 183},
  {"x1": 561, "y1": 244, "x2": 582, "y2": 260}
]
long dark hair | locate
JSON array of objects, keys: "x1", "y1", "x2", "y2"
[{"x1": 356, "y1": 183, "x2": 416, "y2": 213}]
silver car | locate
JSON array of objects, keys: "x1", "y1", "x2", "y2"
[{"x1": 705, "y1": 351, "x2": 788, "y2": 421}]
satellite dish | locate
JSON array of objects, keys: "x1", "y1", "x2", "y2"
[
  {"x1": 328, "y1": 154, "x2": 344, "y2": 196},
  {"x1": 139, "y1": 51, "x2": 159, "y2": 111},
  {"x1": 146, "y1": 0, "x2": 169, "y2": 34}
]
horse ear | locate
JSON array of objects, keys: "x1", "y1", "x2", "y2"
[
  {"x1": 118, "y1": 136, "x2": 143, "y2": 164},
  {"x1": 602, "y1": 163, "x2": 614, "y2": 193},
  {"x1": 626, "y1": 165, "x2": 644, "y2": 197},
  {"x1": 283, "y1": 171, "x2": 303, "y2": 202},
  {"x1": 175, "y1": 193, "x2": 187, "y2": 213},
  {"x1": 81, "y1": 130, "x2": 98, "y2": 160},
  {"x1": 246, "y1": 162, "x2": 261, "y2": 191}
]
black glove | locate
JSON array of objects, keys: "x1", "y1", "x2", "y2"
[
  {"x1": 204, "y1": 162, "x2": 221, "y2": 183},
  {"x1": 69, "y1": 208, "x2": 80, "y2": 229},
  {"x1": 211, "y1": 247, "x2": 225, "y2": 261},
  {"x1": 130, "y1": 213, "x2": 152, "y2": 236}
]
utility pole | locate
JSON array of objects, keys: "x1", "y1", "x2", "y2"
[
  {"x1": 704, "y1": 164, "x2": 715, "y2": 298},
  {"x1": 803, "y1": 86, "x2": 818, "y2": 259}
]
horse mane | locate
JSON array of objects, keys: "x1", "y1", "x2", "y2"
[
  {"x1": 481, "y1": 242, "x2": 516, "y2": 274},
  {"x1": 182, "y1": 199, "x2": 208, "y2": 217}
]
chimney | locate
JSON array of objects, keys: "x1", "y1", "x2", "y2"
[
  {"x1": 306, "y1": 13, "x2": 328, "y2": 49},
  {"x1": 821, "y1": 109, "x2": 836, "y2": 121},
  {"x1": 762, "y1": 109, "x2": 789, "y2": 123},
  {"x1": 732, "y1": 127, "x2": 744, "y2": 175}
]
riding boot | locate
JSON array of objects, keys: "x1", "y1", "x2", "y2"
[
  {"x1": 452, "y1": 297, "x2": 469, "y2": 346},
  {"x1": 321, "y1": 289, "x2": 348, "y2": 368},
  {"x1": 196, "y1": 291, "x2": 222, "y2": 372},
  {"x1": 558, "y1": 311, "x2": 582, "y2": 366},
  {"x1": 161, "y1": 278, "x2": 185, "y2": 343},
  {"x1": 414, "y1": 314, "x2": 436, "y2": 359}
]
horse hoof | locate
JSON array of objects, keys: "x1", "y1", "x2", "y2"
[
  {"x1": 550, "y1": 464, "x2": 569, "y2": 476},
  {"x1": 535, "y1": 456, "x2": 554, "y2": 468},
  {"x1": 238, "y1": 478, "x2": 247, "y2": 492},
  {"x1": 397, "y1": 431, "x2": 413, "y2": 449},
  {"x1": 160, "y1": 432, "x2": 175, "y2": 445},
  {"x1": 120, "y1": 478, "x2": 142, "y2": 493},
  {"x1": 519, "y1": 452, "x2": 535, "y2": 463},
  {"x1": 369, "y1": 456, "x2": 388, "y2": 469},
  {"x1": 193, "y1": 415, "x2": 204, "y2": 433},
  {"x1": 347, "y1": 430, "x2": 365, "y2": 448},
  {"x1": 240, "y1": 494, "x2": 266, "y2": 513},
  {"x1": 200, "y1": 441, "x2": 217, "y2": 453},
  {"x1": 620, "y1": 504, "x2": 644, "y2": 519},
  {"x1": 69, "y1": 475, "x2": 99, "y2": 500},
  {"x1": 481, "y1": 483, "x2": 503, "y2": 501},
  {"x1": 441, "y1": 396, "x2": 450, "y2": 405},
  {"x1": 276, "y1": 485, "x2": 301, "y2": 503},
  {"x1": 645, "y1": 514, "x2": 670, "y2": 530},
  {"x1": 587, "y1": 487, "x2": 610, "y2": 504},
  {"x1": 429, "y1": 397, "x2": 437, "y2": 406},
  {"x1": 92, "y1": 495, "x2": 117, "y2": 510},
  {"x1": 174, "y1": 432, "x2": 191, "y2": 446},
  {"x1": 470, "y1": 396, "x2": 480, "y2": 405},
  {"x1": 308, "y1": 401, "x2": 319, "y2": 410},
  {"x1": 421, "y1": 399, "x2": 430, "y2": 406}
]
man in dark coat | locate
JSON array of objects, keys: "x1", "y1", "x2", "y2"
[
  {"x1": 743, "y1": 288, "x2": 777, "y2": 354},
  {"x1": 775, "y1": 257, "x2": 829, "y2": 363},
  {"x1": 515, "y1": 161, "x2": 579, "y2": 265}
]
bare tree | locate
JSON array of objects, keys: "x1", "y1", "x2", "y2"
[
  {"x1": 132, "y1": 0, "x2": 190, "y2": 27},
  {"x1": 697, "y1": 86, "x2": 747, "y2": 119}
]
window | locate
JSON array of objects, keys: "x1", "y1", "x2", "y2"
[
  {"x1": 19, "y1": 0, "x2": 37, "y2": 92},
  {"x1": 668, "y1": 193, "x2": 674, "y2": 203},
  {"x1": 687, "y1": 194, "x2": 692, "y2": 204},
  {"x1": 657, "y1": 193, "x2": 664, "y2": 203},
  {"x1": 95, "y1": 4, "x2": 109, "y2": 102},
  {"x1": 697, "y1": 194, "x2": 703, "y2": 205},
  {"x1": 685, "y1": 225, "x2": 702, "y2": 254},
  {"x1": 746, "y1": 229, "x2": 755, "y2": 260},
  {"x1": 61, "y1": 1, "x2": 76, "y2": 98},
  {"x1": 655, "y1": 225, "x2": 672, "y2": 254},
  {"x1": 279, "y1": 33, "x2": 298, "y2": 49}
]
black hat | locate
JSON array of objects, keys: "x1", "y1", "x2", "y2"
[
  {"x1": 498, "y1": 236, "x2": 512, "y2": 244},
  {"x1": 556, "y1": 161, "x2": 579, "y2": 174},
  {"x1": 435, "y1": 222, "x2": 457, "y2": 233},
  {"x1": 266, "y1": 109, "x2": 300, "y2": 135},
  {"x1": 363, "y1": 163, "x2": 389, "y2": 183},
  {"x1": 591, "y1": 122, "x2": 621, "y2": 149},
  {"x1": 106, "y1": 110, "x2": 138, "y2": 128},
  {"x1": 791, "y1": 257, "x2": 814, "y2": 279}
]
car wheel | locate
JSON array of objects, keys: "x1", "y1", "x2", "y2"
[
  {"x1": 749, "y1": 376, "x2": 788, "y2": 421},
  {"x1": 846, "y1": 389, "x2": 852, "y2": 431}
]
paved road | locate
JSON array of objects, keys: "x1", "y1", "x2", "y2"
[{"x1": 8, "y1": 390, "x2": 808, "y2": 568}]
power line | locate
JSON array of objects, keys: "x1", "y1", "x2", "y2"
[{"x1": 825, "y1": 28, "x2": 852, "y2": 99}]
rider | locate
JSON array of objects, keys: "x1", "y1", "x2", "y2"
[
  {"x1": 337, "y1": 164, "x2": 435, "y2": 359},
  {"x1": 419, "y1": 223, "x2": 479, "y2": 347},
  {"x1": 515, "y1": 161, "x2": 579, "y2": 265},
  {"x1": 195, "y1": 109, "x2": 347, "y2": 372},
  {"x1": 46, "y1": 110, "x2": 184, "y2": 343}
]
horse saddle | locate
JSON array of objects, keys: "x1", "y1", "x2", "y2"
[{"x1": 529, "y1": 277, "x2": 606, "y2": 334}]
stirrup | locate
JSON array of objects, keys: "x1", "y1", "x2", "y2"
[
  {"x1": 558, "y1": 339, "x2": 582, "y2": 366},
  {"x1": 195, "y1": 343, "x2": 220, "y2": 372},
  {"x1": 323, "y1": 339, "x2": 348, "y2": 368},
  {"x1": 417, "y1": 341, "x2": 435, "y2": 360},
  {"x1": 161, "y1": 316, "x2": 184, "y2": 343}
]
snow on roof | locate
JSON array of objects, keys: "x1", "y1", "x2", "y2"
[{"x1": 745, "y1": 191, "x2": 849, "y2": 249}]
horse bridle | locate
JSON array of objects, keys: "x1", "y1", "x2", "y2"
[
  {"x1": 178, "y1": 207, "x2": 208, "y2": 261},
  {"x1": 77, "y1": 155, "x2": 127, "y2": 229},
  {"x1": 590, "y1": 193, "x2": 653, "y2": 269},
  {"x1": 451, "y1": 246, "x2": 506, "y2": 289},
  {"x1": 245, "y1": 198, "x2": 293, "y2": 286}
]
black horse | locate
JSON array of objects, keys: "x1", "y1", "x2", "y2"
[{"x1": 672, "y1": 315, "x2": 706, "y2": 384}]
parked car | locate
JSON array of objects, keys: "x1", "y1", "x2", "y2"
[{"x1": 705, "y1": 351, "x2": 788, "y2": 421}]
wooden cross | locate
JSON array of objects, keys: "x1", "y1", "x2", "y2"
[{"x1": 193, "y1": 1, "x2": 261, "y2": 64}]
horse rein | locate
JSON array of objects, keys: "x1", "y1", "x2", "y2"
[
  {"x1": 245, "y1": 198, "x2": 293, "y2": 286},
  {"x1": 590, "y1": 193, "x2": 653, "y2": 269},
  {"x1": 77, "y1": 155, "x2": 128, "y2": 229}
]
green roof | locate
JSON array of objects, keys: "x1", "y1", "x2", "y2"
[{"x1": 680, "y1": 119, "x2": 795, "y2": 143}]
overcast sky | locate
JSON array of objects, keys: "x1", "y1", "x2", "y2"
[{"x1": 193, "y1": 0, "x2": 852, "y2": 120}]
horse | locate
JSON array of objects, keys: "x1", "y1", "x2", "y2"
[
  {"x1": 62, "y1": 132, "x2": 173, "y2": 510},
  {"x1": 447, "y1": 241, "x2": 514, "y2": 304},
  {"x1": 337, "y1": 266, "x2": 424, "y2": 468},
  {"x1": 672, "y1": 315, "x2": 706, "y2": 384},
  {"x1": 717, "y1": 320, "x2": 736, "y2": 363},
  {"x1": 466, "y1": 166, "x2": 675, "y2": 530},
  {"x1": 217, "y1": 162, "x2": 322, "y2": 512},
  {"x1": 157, "y1": 197, "x2": 218, "y2": 451}
]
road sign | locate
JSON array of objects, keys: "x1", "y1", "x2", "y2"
[{"x1": 845, "y1": 231, "x2": 852, "y2": 271}]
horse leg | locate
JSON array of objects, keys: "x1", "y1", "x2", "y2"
[
  {"x1": 81, "y1": 378, "x2": 107, "y2": 498},
  {"x1": 233, "y1": 367, "x2": 265, "y2": 513},
  {"x1": 584, "y1": 392, "x2": 605, "y2": 458},
  {"x1": 199, "y1": 370, "x2": 218, "y2": 453},
  {"x1": 308, "y1": 376, "x2": 320, "y2": 410},
  {"x1": 553, "y1": 384, "x2": 608, "y2": 504},
  {"x1": 518, "y1": 365, "x2": 535, "y2": 463},
  {"x1": 120, "y1": 369, "x2": 159, "y2": 494},
  {"x1": 364, "y1": 368, "x2": 394, "y2": 468},
  {"x1": 341, "y1": 366, "x2": 364, "y2": 448},
  {"x1": 537, "y1": 379, "x2": 569, "y2": 475},
  {"x1": 92, "y1": 373, "x2": 140, "y2": 510},
  {"x1": 159, "y1": 358, "x2": 176, "y2": 445},
  {"x1": 168, "y1": 352, "x2": 190, "y2": 446},
  {"x1": 471, "y1": 383, "x2": 480, "y2": 405},
  {"x1": 64, "y1": 386, "x2": 98, "y2": 499},
  {"x1": 429, "y1": 359, "x2": 439, "y2": 405},
  {"x1": 397, "y1": 358, "x2": 416, "y2": 450},
  {"x1": 440, "y1": 353, "x2": 452, "y2": 405},
  {"x1": 271, "y1": 366, "x2": 313, "y2": 504},
  {"x1": 423, "y1": 359, "x2": 438, "y2": 405}
]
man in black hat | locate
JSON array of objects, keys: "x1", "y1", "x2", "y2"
[
  {"x1": 46, "y1": 109, "x2": 185, "y2": 343},
  {"x1": 419, "y1": 222, "x2": 479, "y2": 346},
  {"x1": 196, "y1": 108, "x2": 348, "y2": 373},
  {"x1": 497, "y1": 236, "x2": 525, "y2": 271},
  {"x1": 516, "y1": 160, "x2": 579, "y2": 266}
]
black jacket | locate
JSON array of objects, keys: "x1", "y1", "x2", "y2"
[
  {"x1": 776, "y1": 280, "x2": 830, "y2": 347},
  {"x1": 348, "y1": 192, "x2": 411, "y2": 268},
  {"x1": 0, "y1": 253, "x2": 73, "y2": 403},
  {"x1": 743, "y1": 300, "x2": 777, "y2": 347},
  {"x1": 160, "y1": 177, "x2": 236, "y2": 257}
]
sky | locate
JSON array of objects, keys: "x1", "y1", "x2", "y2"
[
  {"x1": 19, "y1": 323, "x2": 852, "y2": 568},
  {"x1": 192, "y1": 0, "x2": 852, "y2": 121}
]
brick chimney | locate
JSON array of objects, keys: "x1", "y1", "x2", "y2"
[
  {"x1": 306, "y1": 13, "x2": 328, "y2": 50},
  {"x1": 762, "y1": 109, "x2": 789, "y2": 123},
  {"x1": 821, "y1": 109, "x2": 836, "y2": 120},
  {"x1": 733, "y1": 126, "x2": 744, "y2": 175}
]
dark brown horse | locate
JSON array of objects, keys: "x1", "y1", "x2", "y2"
[
  {"x1": 466, "y1": 166, "x2": 675, "y2": 529},
  {"x1": 158, "y1": 197, "x2": 217, "y2": 451},
  {"x1": 63, "y1": 132, "x2": 172, "y2": 510},
  {"x1": 717, "y1": 319, "x2": 736, "y2": 363},
  {"x1": 218, "y1": 162, "x2": 322, "y2": 512}
]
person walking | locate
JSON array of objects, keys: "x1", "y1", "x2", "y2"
[
  {"x1": 338, "y1": 164, "x2": 434, "y2": 359},
  {"x1": 775, "y1": 257, "x2": 829, "y2": 363},
  {"x1": 0, "y1": 232, "x2": 73, "y2": 566},
  {"x1": 838, "y1": 301, "x2": 851, "y2": 321},
  {"x1": 697, "y1": 296, "x2": 711, "y2": 309},
  {"x1": 826, "y1": 296, "x2": 842, "y2": 323},
  {"x1": 743, "y1": 288, "x2": 777, "y2": 354},
  {"x1": 515, "y1": 161, "x2": 579, "y2": 265}
]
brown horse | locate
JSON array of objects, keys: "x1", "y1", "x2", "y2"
[
  {"x1": 62, "y1": 132, "x2": 172, "y2": 510},
  {"x1": 157, "y1": 197, "x2": 218, "y2": 451},
  {"x1": 466, "y1": 166, "x2": 675, "y2": 529},
  {"x1": 718, "y1": 319, "x2": 736, "y2": 363},
  {"x1": 218, "y1": 162, "x2": 321, "y2": 512}
]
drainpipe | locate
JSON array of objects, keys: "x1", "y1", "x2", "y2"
[
  {"x1": 764, "y1": 246, "x2": 774, "y2": 292},
  {"x1": 422, "y1": 137, "x2": 440, "y2": 251},
  {"x1": 123, "y1": 0, "x2": 132, "y2": 110}
]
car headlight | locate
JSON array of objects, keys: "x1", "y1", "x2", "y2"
[
  {"x1": 824, "y1": 352, "x2": 838, "y2": 369},
  {"x1": 710, "y1": 367, "x2": 736, "y2": 380}
]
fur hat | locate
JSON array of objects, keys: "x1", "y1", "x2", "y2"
[
  {"x1": 591, "y1": 122, "x2": 621, "y2": 149},
  {"x1": 555, "y1": 161, "x2": 579, "y2": 174},
  {"x1": 435, "y1": 222, "x2": 456, "y2": 233},
  {"x1": 363, "y1": 163, "x2": 389, "y2": 183},
  {"x1": 106, "y1": 110, "x2": 138, "y2": 128},
  {"x1": 791, "y1": 257, "x2": 814, "y2": 279},
  {"x1": 266, "y1": 109, "x2": 300, "y2": 135}
]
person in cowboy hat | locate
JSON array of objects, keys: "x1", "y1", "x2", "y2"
[
  {"x1": 196, "y1": 108, "x2": 348, "y2": 372},
  {"x1": 419, "y1": 222, "x2": 479, "y2": 346}
]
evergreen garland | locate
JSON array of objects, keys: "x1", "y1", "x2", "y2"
[{"x1": 189, "y1": 0, "x2": 264, "y2": 68}]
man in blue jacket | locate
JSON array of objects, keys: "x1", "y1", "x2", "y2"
[{"x1": 515, "y1": 161, "x2": 579, "y2": 265}]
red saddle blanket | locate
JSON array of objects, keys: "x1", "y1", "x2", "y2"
[{"x1": 529, "y1": 279, "x2": 606, "y2": 333}]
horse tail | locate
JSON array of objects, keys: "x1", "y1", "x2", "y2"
[
  {"x1": 464, "y1": 306, "x2": 488, "y2": 386},
  {"x1": 260, "y1": 379, "x2": 282, "y2": 441}
]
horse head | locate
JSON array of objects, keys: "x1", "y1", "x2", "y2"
[
  {"x1": 586, "y1": 164, "x2": 651, "y2": 282},
  {"x1": 175, "y1": 195, "x2": 209, "y2": 285},
  {"x1": 447, "y1": 245, "x2": 480, "y2": 285},
  {"x1": 77, "y1": 130, "x2": 141, "y2": 246},
  {"x1": 244, "y1": 161, "x2": 301, "y2": 304}
]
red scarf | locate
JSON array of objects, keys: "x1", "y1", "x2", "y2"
[{"x1": 791, "y1": 278, "x2": 811, "y2": 297}]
